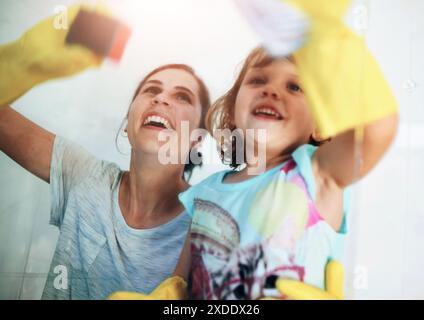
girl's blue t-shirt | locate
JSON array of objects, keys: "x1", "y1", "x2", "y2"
[{"x1": 179, "y1": 144, "x2": 350, "y2": 300}]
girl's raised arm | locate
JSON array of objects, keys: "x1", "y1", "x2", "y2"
[{"x1": 313, "y1": 113, "x2": 399, "y2": 189}]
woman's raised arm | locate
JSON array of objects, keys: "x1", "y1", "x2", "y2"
[{"x1": 0, "y1": 106, "x2": 54, "y2": 183}]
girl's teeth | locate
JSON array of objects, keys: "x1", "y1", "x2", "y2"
[{"x1": 255, "y1": 108, "x2": 280, "y2": 117}]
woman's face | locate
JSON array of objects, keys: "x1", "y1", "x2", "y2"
[{"x1": 127, "y1": 68, "x2": 203, "y2": 160}]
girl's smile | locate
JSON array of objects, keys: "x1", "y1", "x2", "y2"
[{"x1": 251, "y1": 101, "x2": 284, "y2": 121}]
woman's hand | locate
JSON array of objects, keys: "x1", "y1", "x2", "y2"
[
  {"x1": 107, "y1": 276, "x2": 188, "y2": 300},
  {"x1": 0, "y1": 4, "x2": 103, "y2": 106},
  {"x1": 19, "y1": 5, "x2": 104, "y2": 77}
]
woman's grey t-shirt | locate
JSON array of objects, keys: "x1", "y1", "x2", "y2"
[{"x1": 41, "y1": 136, "x2": 191, "y2": 300}]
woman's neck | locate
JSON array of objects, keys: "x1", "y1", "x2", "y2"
[{"x1": 118, "y1": 151, "x2": 189, "y2": 229}]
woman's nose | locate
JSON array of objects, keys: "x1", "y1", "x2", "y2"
[{"x1": 152, "y1": 95, "x2": 170, "y2": 106}]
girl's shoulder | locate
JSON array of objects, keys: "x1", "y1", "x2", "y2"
[
  {"x1": 191, "y1": 169, "x2": 231, "y2": 189},
  {"x1": 178, "y1": 170, "x2": 229, "y2": 217}
]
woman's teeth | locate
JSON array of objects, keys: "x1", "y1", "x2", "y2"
[
  {"x1": 143, "y1": 115, "x2": 172, "y2": 129},
  {"x1": 253, "y1": 107, "x2": 282, "y2": 119}
]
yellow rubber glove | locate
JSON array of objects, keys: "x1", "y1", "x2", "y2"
[
  {"x1": 0, "y1": 4, "x2": 103, "y2": 107},
  {"x1": 276, "y1": 260, "x2": 345, "y2": 300},
  {"x1": 107, "y1": 276, "x2": 188, "y2": 300},
  {"x1": 108, "y1": 262, "x2": 342, "y2": 300},
  {"x1": 283, "y1": 0, "x2": 398, "y2": 138}
]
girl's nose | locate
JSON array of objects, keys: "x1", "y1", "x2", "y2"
[{"x1": 261, "y1": 88, "x2": 280, "y2": 100}]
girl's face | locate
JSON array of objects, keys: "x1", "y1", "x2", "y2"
[
  {"x1": 127, "y1": 68, "x2": 202, "y2": 157},
  {"x1": 234, "y1": 59, "x2": 315, "y2": 158}
]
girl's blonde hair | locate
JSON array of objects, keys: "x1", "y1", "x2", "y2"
[{"x1": 206, "y1": 47, "x2": 323, "y2": 169}]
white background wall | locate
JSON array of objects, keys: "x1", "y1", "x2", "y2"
[{"x1": 0, "y1": 0, "x2": 423, "y2": 299}]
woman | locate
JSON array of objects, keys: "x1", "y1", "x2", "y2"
[
  {"x1": 0, "y1": 10, "x2": 210, "y2": 299},
  {"x1": 0, "y1": 65, "x2": 210, "y2": 300},
  {"x1": 0, "y1": 64, "x2": 210, "y2": 299}
]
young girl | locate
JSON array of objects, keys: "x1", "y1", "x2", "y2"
[{"x1": 174, "y1": 47, "x2": 398, "y2": 300}]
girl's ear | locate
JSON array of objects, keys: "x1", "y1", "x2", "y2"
[
  {"x1": 311, "y1": 129, "x2": 331, "y2": 145},
  {"x1": 311, "y1": 129, "x2": 323, "y2": 142}
]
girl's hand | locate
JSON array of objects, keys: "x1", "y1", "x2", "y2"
[
  {"x1": 283, "y1": 0, "x2": 398, "y2": 138},
  {"x1": 275, "y1": 260, "x2": 345, "y2": 300}
]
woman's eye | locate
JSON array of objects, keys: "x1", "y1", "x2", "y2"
[
  {"x1": 287, "y1": 82, "x2": 302, "y2": 93},
  {"x1": 143, "y1": 86, "x2": 161, "y2": 95},
  {"x1": 176, "y1": 92, "x2": 192, "y2": 104}
]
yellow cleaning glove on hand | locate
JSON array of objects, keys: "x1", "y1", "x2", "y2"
[
  {"x1": 0, "y1": 5, "x2": 103, "y2": 107},
  {"x1": 283, "y1": 0, "x2": 398, "y2": 138},
  {"x1": 109, "y1": 262, "x2": 343, "y2": 300},
  {"x1": 107, "y1": 276, "x2": 188, "y2": 300},
  {"x1": 276, "y1": 260, "x2": 345, "y2": 300}
]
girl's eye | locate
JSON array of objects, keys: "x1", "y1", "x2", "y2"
[
  {"x1": 248, "y1": 77, "x2": 266, "y2": 85},
  {"x1": 176, "y1": 92, "x2": 192, "y2": 104},
  {"x1": 287, "y1": 82, "x2": 302, "y2": 93},
  {"x1": 143, "y1": 86, "x2": 161, "y2": 95}
]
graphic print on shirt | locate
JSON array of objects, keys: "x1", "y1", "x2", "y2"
[{"x1": 189, "y1": 164, "x2": 313, "y2": 299}]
